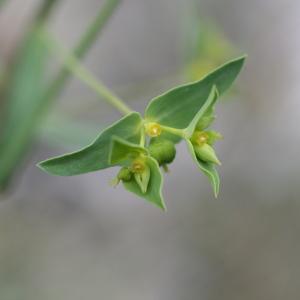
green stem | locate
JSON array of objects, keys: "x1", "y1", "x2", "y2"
[
  {"x1": 0, "y1": 0, "x2": 122, "y2": 188},
  {"x1": 41, "y1": 30, "x2": 132, "y2": 115},
  {"x1": 139, "y1": 126, "x2": 146, "y2": 147},
  {"x1": 41, "y1": 0, "x2": 122, "y2": 112},
  {"x1": 160, "y1": 125, "x2": 186, "y2": 138}
]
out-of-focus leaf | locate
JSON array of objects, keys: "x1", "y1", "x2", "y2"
[
  {"x1": 0, "y1": 30, "x2": 48, "y2": 187},
  {"x1": 186, "y1": 24, "x2": 236, "y2": 81},
  {"x1": 145, "y1": 56, "x2": 246, "y2": 130},
  {"x1": 123, "y1": 156, "x2": 165, "y2": 210},
  {"x1": 186, "y1": 140, "x2": 220, "y2": 197},
  {"x1": 38, "y1": 112, "x2": 143, "y2": 176},
  {"x1": 0, "y1": 0, "x2": 8, "y2": 9}
]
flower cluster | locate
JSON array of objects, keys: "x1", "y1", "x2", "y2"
[{"x1": 38, "y1": 56, "x2": 246, "y2": 209}]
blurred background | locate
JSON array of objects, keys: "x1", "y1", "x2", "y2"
[{"x1": 0, "y1": 0, "x2": 299, "y2": 299}]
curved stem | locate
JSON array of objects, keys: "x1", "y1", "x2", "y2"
[{"x1": 41, "y1": 30, "x2": 132, "y2": 115}]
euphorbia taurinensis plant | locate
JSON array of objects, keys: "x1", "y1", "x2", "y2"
[{"x1": 38, "y1": 56, "x2": 246, "y2": 210}]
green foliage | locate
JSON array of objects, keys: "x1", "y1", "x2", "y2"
[
  {"x1": 109, "y1": 136, "x2": 147, "y2": 166},
  {"x1": 186, "y1": 140, "x2": 220, "y2": 197},
  {"x1": 0, "y1": 0, "x2": 122, "y2": 189},
  {"x1": 183, "y1": 85, "x2": 218, "y2": 137},
  {"x1": 38, "y1": 112, "x2": 142, "y2": 175},
  {"x1": 109, "y1": 137, "x2": 165, "y2": 209},
  {"x1": 0, "y1": 30, "x2": 48, "y2": 187},
  {"x1": 145, "y1": 56, "x2": 246, "y2": 130},
  {"x1": 123, "y1": 157, "x2": 165, "y2": 210},
  {"x1": 39, "y1": 56, "x2": 246, "y2": 209}
]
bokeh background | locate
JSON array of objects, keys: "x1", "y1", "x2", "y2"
[{"x1": 0, "y1": 0, "x2": 300, "y2": 299}]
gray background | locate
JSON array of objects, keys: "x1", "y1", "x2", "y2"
[{"x1": 0, "y1": 0, "x2": 299, "y2": 299}]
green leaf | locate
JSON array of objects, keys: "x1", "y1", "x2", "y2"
[
  {"x1": 123, "y1": 157, "x2": 166, "y2": 210},
  {"x1": 109, "y1": 136, "x2": 147, "y2": 166},
  {"x1": 38, "y1": 112, "x2": 143, "y2": 176},
  {"x1": 145, "y1": 56, "x2": 246, "y2": 130},
  {"x1": 196, "y1": 105, "x2": 216, "y2": 131},
  {"x1": 186, "y1": 140, "x2": 220, "y2": 197},
  {"x1": 183, "y1": 85, "x2": 218, "y2": 137},
  {"x1": 0, "y1": 30, "x2": 48, "y2": 187}
]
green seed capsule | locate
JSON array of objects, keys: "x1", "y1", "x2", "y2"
[
  {"x1": 148, "y1": 138, "x2": 176, "y2": 166},
  {"x1": 194, "y1": 143, "x2": 221, "y2": 165},
  {"x1": 117, "y1": 167, "x2": 132, "y2": 182}
]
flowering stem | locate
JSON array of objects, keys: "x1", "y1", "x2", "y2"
[{"x1": 41, "y1": 30, "x2": 132, "y2": 115}]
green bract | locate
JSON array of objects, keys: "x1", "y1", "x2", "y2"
[
  {"x1": 145, "y1": 56, "x2": 246, "y2": 130},
  {"x1": 38, "y1": 56, "x2": 246, "y2": 209},
  {"x1": 181, "y1": 86, "x2": 221, "y2": 197},
  {"x1": 109, "y1": 137, "x2": 165, "y2": 209},
  {"x1": 38, "y1": 112, "x2": 143, "y2": 175}
]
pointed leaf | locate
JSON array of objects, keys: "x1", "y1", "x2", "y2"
[
  {"x1": 38, "y1": 112, "x2": 143, "y2": 176},
  {"x1": 123, "y1": 157, "x2": 166, "y2": 210},
  {"x1": 186, "y1": 140, "x2": 220, "y2": 197},
  {"x1": 145, "y1": 56, "x2": 246, "y2": 130}
]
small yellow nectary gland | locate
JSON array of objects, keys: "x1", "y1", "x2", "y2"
[
  {"x1": 145, "y1": 123, "x2": 162, "y2": 137},
  {"x1": 198, "y1": 132, "x2": 208, "y2": 144},
  {"x1": 131, "y1": 160, "x2": 145, "y2": 173},
  {"x1": 192, "y1": 131, "x2": 209, "y2": 146}
]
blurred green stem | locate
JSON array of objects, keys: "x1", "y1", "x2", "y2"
[
  {"x1": 0, "y1": 0, "x2": 122, "y2": 188},
  {"x1": 41, "y1": 0, "x2": 122, "y2": 112},
  {"x1": 0, "y1": 0, "x2": 8, "y2": 9},
  {"x1": 34, "y1": 0, "x2": 59, "y2": 24},
  {"x1": 41, "y1": 30, "x2": 132, "y2": 115}
]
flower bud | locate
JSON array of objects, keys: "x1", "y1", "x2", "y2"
[
  {"x1": 194, "y1": 143, "x2": 221, "y2": 165},
  {"x1": 148, "y1": 138, "x2": 176, "y2": 166}
]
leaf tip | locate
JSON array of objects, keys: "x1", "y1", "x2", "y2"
[
  {"x1": 158, "y1": 199, "x2": 167, "y2": 211},
  {"x1": 36, "y1": 160, "x2": 51, "y2": 174}
]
